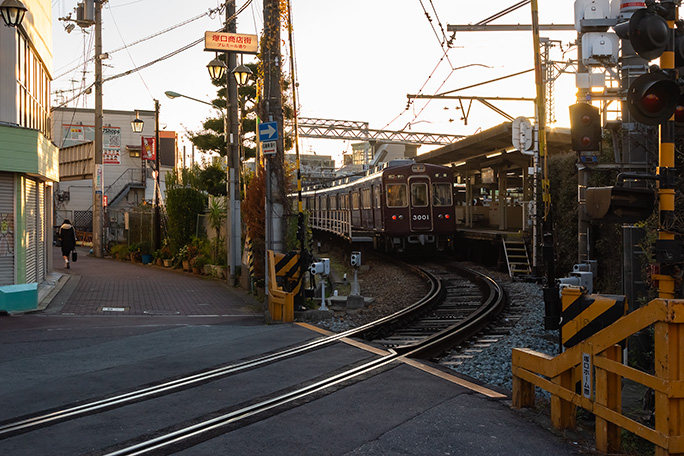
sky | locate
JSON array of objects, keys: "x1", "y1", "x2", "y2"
[{"x1": 51, "y1": 0, "x2": 579, "y2": 166}]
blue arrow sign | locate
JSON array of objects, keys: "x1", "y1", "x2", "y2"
[{"x1": 258, "y1": 122, "x2": 278, "y2": 142}]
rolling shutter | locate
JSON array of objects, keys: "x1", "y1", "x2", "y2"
[
  {"x1": 0, "y1": 173, "x2": 15, "y2": 286},
  {"x1": 37, "y1": 183, "x2": 45, "y2": 282},
  {"x1": 25, "y1": 178, "x2": 37, "y2": 283}
]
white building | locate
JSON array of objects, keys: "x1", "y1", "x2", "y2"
[{"x1": 51, "y1": 107, "x2": 176, "y2": 244}]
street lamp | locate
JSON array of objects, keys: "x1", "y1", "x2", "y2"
[
  {"x1": 131, "y1": 111, "x2": 144, "y2": 133},
  {"x1": 207, "y1": 57, "x2": 228, "y2": 81},
  {"x1": 165, "y1": 89, "x2": 234, "y2": 279},
  {"x1": 232, "y1": 63, "x2": 253, "y2": 86},
  {"x1": 0, "y1": 0, "x2": 27, "y2": 27},
  {"x1": 130, "y1": 103, "x2": 162, "y2": 252}
]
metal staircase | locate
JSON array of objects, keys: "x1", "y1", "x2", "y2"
[
  {"x1": 502, "y1": 235, "x2": 531, "y2": 279},
  {"x1": 106, "y1": 168, "x2": 146, "y2": 207}
]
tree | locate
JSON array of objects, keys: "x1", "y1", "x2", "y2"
[{"x1": 188, "y1": 62, "x2": 260, "y2": 160}]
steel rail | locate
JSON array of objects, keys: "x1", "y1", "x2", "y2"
[
  {"x1": 99, "y1": 266, "x2": 504, "y2": 456},
  {"x1": 0, "y1": 268, "x2": 438, "y2": 439},
  {"x1": 0, "y1": 261, "x2": 500, "y2": 449}
]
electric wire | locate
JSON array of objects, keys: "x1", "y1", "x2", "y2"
[
  {"x1": 53, "y1": 1, "x2": 253, "y2": 109},
  {"x1": 53, "y1": 8, "x2": 221, "y2": 81},
  {"x1": 104, "y1": 1, "x2": 154, "y2": 99}
]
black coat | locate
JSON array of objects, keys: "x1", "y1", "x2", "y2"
[{"x1": 59, "y1": 223, "x2": 77, "y2": 253}]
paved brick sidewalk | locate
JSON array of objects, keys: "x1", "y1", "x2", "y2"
[{"x1": 47, "y1": 246, "x2": 263, "y2": 317}]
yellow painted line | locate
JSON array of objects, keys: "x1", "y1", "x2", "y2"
[
  {"x1": 297, "y1": 323, "x2": 506, "y2": 398},
  {"x1": 297, "y1": 323, "x2": 392, "y2": 356},
  {"x1": 297, "y1": 322, "x2": 333, "y2": 335},
  {"x1": 401, "y1": 358, "x2": 507, "y2": 399}
]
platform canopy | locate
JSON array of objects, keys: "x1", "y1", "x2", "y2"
[{"x1": 416, "y1": 121, "x2": 572, "y2": 170}]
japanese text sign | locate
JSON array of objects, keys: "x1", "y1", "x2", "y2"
[{"x1": 204, "y1": 31, "x2": 259, "y2": 54}]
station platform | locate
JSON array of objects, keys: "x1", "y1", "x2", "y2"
[{"x1": 0, "y1": 248, "x2": 597, "y2": 455}]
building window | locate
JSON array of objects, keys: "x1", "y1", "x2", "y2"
[{"x1": 16, "y1": 32, "x2": 50, "y2": 138}]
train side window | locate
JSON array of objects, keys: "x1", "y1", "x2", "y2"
[
  {"x1": 373, "y1": 186, "x2": 381, "y2": 208},
  {"x1": 411, "y1": 183, "x2": 429, "y2": 207},
  {"x1": 432, "y1": 183, "x2": 453, "y2": 206},
  {"x1": 352, "y1": 191, "x2": 360, "y2": 210},
  {"x1": 362, "y1": 188, "x2": 371, "y2": 209},
  {"x1": 386, "y1": 184, "x2": 407, "y2": 207}
]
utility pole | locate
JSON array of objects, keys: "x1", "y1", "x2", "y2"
[
  {"x1": 153, "y1": 99, "x2": 161, "y2": 252},
  {"x1": 262, "y1": 0, "x2": 285, "y2": 253},
  {"x1": 226, "y1": 0, "x2": 241, "y2": 282},
  {"x1": 93, "y1": 0, "x2": 103, "y2": 257}
]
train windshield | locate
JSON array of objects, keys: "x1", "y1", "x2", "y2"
[
  {"x1": 411, "y1": 183, "x2": 429, "y2": 207},
  {"x1": 432, "y1": 183, "x2": 453, "y2": 207},
  {"x1": 386, "y1": 184, "x2": 407, "y2": 207}
]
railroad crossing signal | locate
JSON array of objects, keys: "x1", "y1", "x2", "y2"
[
  {"x1": 569, "y1": 103, "x2": 601, "y2": 151},
  {"x1": 627, "y1": 71, "x2": 680, "y2": 125},
  {"x1": 615, "y1": 5, "x2": 684, "y2": 125},
  {"x1": 585, "y1": 186, "x2": 655, "y2": 223},
  {"x1": 614, "y1": 7, "x2": 670, "y2": 61}
]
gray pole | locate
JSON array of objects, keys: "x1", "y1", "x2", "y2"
[
  {"x1": 227, "y1": 0, "x2": 241, "y2": 282},
  {"x1": 263, "y1": 0, "x2": 285, "y2": 253},
  {"x1": 93, "y1": 0, "x2": 103, "y2": 257}
]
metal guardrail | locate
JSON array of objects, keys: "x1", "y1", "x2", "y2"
[
  {"x1": 309, "y1": 210, "x2": 351, "y2": 239},
  {"x1": 512, "y1": 298, "x2": 684, "y2": 455}
]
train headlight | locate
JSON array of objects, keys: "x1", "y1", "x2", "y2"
[
  {"x1": 438, "y1": 214, "x2": 444, "y2": 219},
  {"x1": 398, "y1": 214, "x2": 404, "y2": 220}
]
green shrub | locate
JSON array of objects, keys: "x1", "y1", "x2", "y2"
[{"x1": 166, "y1": 187, "x2": 206, "y2": 253}]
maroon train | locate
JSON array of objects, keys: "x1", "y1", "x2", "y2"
[{"x1": 300, "y1": 159, "x2": 455, "y2": 251}]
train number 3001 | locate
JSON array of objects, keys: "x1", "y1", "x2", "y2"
[{"x1": 412, "y1": 214, "x2": 430, "y2": 221}]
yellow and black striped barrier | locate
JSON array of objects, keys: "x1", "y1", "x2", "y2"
[
  {"x1": 274, "y1": 251, "x2": 303, "y2": 295},
  {"x1": 560, "y1": 286, "x2": 627, "y2": 348}
]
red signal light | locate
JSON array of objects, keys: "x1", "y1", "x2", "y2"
[
  {"x1": 641, "y1": 92, "x2": 667, "y2": 114},
  {"x1": 627, "y1": 71, "x2": 680, "y2": 125},
  {"x1": 391, "y1": 215, "x2": 397, "y2": 220},
  {"x1": 445, "y1": 214, "x2": 450, "y2": 219}
]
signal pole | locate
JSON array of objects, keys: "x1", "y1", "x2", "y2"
[{"x1": 656, "y1": 0, "x2": 678, "y2": 299}]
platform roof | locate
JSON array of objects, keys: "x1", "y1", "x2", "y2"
[{"x1": 416, "y1": 122, "x2": 572, "y2": 170}]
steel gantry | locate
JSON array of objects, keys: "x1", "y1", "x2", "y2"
[{"x1": 293, "y1": 117, "x2": 465, "y2": 145}]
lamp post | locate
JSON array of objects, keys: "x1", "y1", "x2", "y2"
[
  {"x1": 164, "y1": 90, "x2": 231, "y2": 277},
  {"x1": 130, "y1": 102, "x2": 162, "y2": 252},
  {"x1": 206, "y1": 56, "x2": 252, "y2": 284},
  {"x1": 0, "y1": 0, "x2": 27, "y2": 27}
]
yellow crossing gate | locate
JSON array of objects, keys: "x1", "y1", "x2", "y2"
[{"x1": 561, "y1": 286, "x2": 627, "y2": 348}]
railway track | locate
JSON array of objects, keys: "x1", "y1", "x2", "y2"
[{"x1": 0, "y1": 262, "x2": 505, "y2": 455}]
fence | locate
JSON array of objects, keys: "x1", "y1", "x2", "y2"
[
  {"x1": 309, "y1": 209, "x2": 351, "y2": 239},
  {"x1": 512, "y1": 298, "x2": 684, "y2": 455}
]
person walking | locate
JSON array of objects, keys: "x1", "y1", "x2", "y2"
[{"x1": 58, "y1": 219, "x2": 77, "y2": 269}]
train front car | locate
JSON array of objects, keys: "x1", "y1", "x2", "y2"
[{"x1": 380, "y1": 162, "x2": 455, "y2": 252}]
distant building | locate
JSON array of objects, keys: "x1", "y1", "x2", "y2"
[
  {"x1": 51, "y1": 107, "x2": 177, "y2": 244},
  {"x1": 338, "y1": 141, "x2": 419, "y2": 175},
  {"x1": 285, "y1": 153, "x2": 337, "y2": 186},
  {"x1": 0, "y1": 0, "x2": 59, "y2": 312}
]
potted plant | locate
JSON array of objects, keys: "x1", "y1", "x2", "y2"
[
  {"x1": 129, "y1": 243, "x2": 142, "y2": 263},
  {"x1": 158, "y1": 244, "x2": 173, "y2": 267},
  {"x1": 138, "y1": 242, "x2": 153, "y2": 264},
  {"x1": 191, "y1": 255, "x2": 209, "y2": 275}
]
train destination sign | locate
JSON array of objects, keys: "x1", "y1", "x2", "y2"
[{"x1": 204, "y1": 32, "x2": 259, "y2": 54}]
